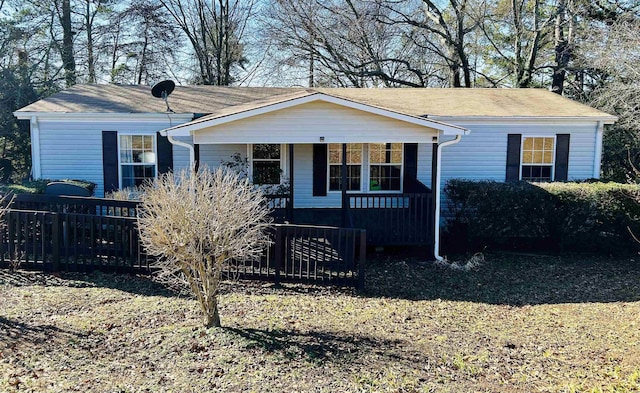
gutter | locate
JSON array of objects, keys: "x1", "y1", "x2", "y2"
[
  {"x1": 433, "y1": 134, "x2": 462, "y2": 262},
  {"x1": 165, "y1": 134, "x2": 195, "y2": 168}
]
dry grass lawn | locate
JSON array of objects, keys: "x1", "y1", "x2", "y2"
[{"x1": 1, "y1": 254, "x2": 640, "y2": 392}]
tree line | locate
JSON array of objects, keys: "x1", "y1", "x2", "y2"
[{"x1": 0, "y1": 0, "x2": 638, "y2": 181}]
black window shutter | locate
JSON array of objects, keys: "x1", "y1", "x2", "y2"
[
  {"x1": 312, "y1": 144, "x2": 327, "y2": 196},
  {"x1": 194, "y1": 144, "x2": 200, "y2": 172},
  {"x1": 403, "y1": 143, "x2": 418, "y2": 191},
  {"x1": 102, "y1": 131, "x2": 119, "y2": 193},
  {"x1": 157, "y1": 132, "x2": 173, "y2": 174},
  {"x1": 506, "y1": 134, "x2": 522, "y2": 181},
  {"x1": 554, "y1": 134, "x2": 570, "y2": 181}
]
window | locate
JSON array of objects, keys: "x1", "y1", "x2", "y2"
[
  {"x1": 328, "y1": 143, "x2": 362, "y2": 191},
  {"x1": 251, "y1": 144, "x2": 282, "y2": 185},
  {"x1": 369, "y1": 143, "x2": 402, "y2": 191},
  {"x1": 521, "y1": 136, "x2": 555, "y2": 181},
  {"x1": 119, "y1": 135, "x2": 156, "y2": 188}
]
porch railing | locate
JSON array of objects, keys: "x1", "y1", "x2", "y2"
[
  {"x1": 348, "y1": 193, "x2": 433, "y2": 245},
  {"x1": 264, "y1": 194, "x2": 291, "y2": 222}
]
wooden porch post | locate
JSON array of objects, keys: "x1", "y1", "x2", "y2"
[
  {"x1": 341, "y1": 143, "x2": 349, "y2": 227},
  {"x1": 288, "y1": 144, "x2": 294, "y2": 222}
]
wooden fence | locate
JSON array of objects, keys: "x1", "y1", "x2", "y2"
[
  {"x1": 225, "y1": 224, "x2": 366, "y2": 288},
  {"x1": 0, "y1": 209, "x2": 149, "y2": 273},
  {"x1": 0, "y1": 200, "x2": 365, "y2": 288},
  {"x1": 12, "y1": 194, "x2": 139, "y2": 217}
]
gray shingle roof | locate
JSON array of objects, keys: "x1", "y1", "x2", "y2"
[{"x1": 16, "y1": 84, "x2": 616, "y2": 119}]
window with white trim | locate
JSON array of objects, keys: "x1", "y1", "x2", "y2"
[
  {"x1": 119, "y1": 134, "x2": 157, "y2": 188},
  {"x1": 328, "y1": 143, "x2": 362, "y2": 191},
  {"x1": 369, "y1": 143, "x2": 403, "y2": 191},
  {"x1": 521, "y1": 136, "x2": 555, "y2": 181},
  {"x1": 251, "y1": 144, "x2": 282, "y2": 185}
]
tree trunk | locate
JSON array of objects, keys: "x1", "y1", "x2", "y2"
[
  {"x1": 138, "y1": 27, "x2": 149, "y2": 85},
  {"x1": 205, "y1": 302, "x2": 221, "y2": 328},
  {"x1": 551, "y1": 0, "x2": 569, "y2": 94},
  {"x1": 86, "y1": 1, "x2": 95, "y2": 83},
  {"x1": 308, "y1": 50, "x2": 314, "y2": 88},
  {"x1": 60, "y1": 0, "x2": 76, "y2": 87}
]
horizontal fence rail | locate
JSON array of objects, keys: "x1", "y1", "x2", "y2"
[
  {"x1": 11, "y1": 194, "x2": 140, "y2": 217},
  {"x1": 0, "y1": 209, "x2": 150, "y2": 273},
  {"x1": 1, "y1": 207, "x2": 365, "y2": 288},
  {"x1": 349, "y1": 193, "x2": 433, "y2": 246},
  {"x1": 224, "y1": 224, "x2": 366, "y2": 288}
]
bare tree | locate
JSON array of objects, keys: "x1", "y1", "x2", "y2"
[
  {"x1": 479, "y1": 0, "x2": 554, "y2": 87},
  {"x1": 103, "y1": 0, "x2": 180, "y2": 85},
  {"x1": 78, "y1": 0, "x2": 115, "y2": 84},
  {"x1": 550, "y1": 0, "x2": 576, "y2": 94},
  {"x1": 264, "y1": 0, "x2": 437, "y2": 87},
  {"x1": 582, "y1": 15, "x2": 640, "y2": 181},
  {"x1": 378, "y1": 0, "x2": 482, "y2": 87},
  {"x1": 137, "y1": 166, "x2": 272, "y2": 328},
  {"x1": 59, "y1": 0, "x2": 76, "y2": 86},
  {"x1": 159, "y1": 0, "x2": 256, "y2": 85}
]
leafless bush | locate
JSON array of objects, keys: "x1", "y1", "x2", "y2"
[
  {"x1": 105, "y1": 187, "x2": 142, "y2": 201},
  {"x1": 137, "y1": 166, "x2": 272, "y2": 327}
]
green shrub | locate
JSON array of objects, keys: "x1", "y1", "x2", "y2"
[
  {"x1": 444, "y1": 180, "x2": 640, "y2": 255},
  {"x1": 0, "y1": 179, "x2": 49, "y2": 194},
  {"x1": 58, "y1": 179, "x2": 97, "y2": 194},
  {"x1": 0, "y1": 179, "x2": 96, "y2": 195}
]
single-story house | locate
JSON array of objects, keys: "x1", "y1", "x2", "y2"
[{"x1": 14, "y1": 84, "x2": 617, "y2": 259}]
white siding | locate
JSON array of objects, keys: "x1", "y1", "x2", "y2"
[
  {"x1": 419, "y1": 121, "x2": 600, "y2": 221},
  {"x1": 172, "y1": 136, "x2": 193, "y2": 172},
  {"x1": 199, "y1": 144, "x2": 246, "y2": 169},
  {"x1": 434, "y1": 122, "x2": 599, "y2": 190},
  {"x1": 193, "y1": 101, "x2": 439, "y2": 144},
  {"x1": 292, "y1": 144, "x2": 342, "y2": 208},
  {"x1": 36, "y1": 113, "x2": 599, "y2": 206},
  {"x1": 195, "y1": 143, "x2": 340, "y2": 208},
  {"x1": 37, "y1": 119, "x2": 186, "y2": 197}
]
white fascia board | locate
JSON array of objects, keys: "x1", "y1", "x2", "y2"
[
  {"x1": 427, "y1": 115, "x2": 618, "y2": 125},
  {"x1": 13, "y1": 112, "x2": 194, "y2": 122},
  {"x1": 162, "y1": 93, "x2": 469, "y2": 137}
]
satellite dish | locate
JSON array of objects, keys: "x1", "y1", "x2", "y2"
[{"x1": 151, "y1": 80, "x2": 175, "y2": 112}]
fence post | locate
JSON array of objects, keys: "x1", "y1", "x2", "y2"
[
  {"x1": 358, "y1": 229, "x2": 366, "y2": 291},
  {"x1": 51, "y1": 213, "x2": 60, "y2": 271},
  {"x1": 274, "y1": 225, "x2": 282, "y2": 286},
  {"x1": 7, "y1": 211, "x2": 15, "y2": 266}
]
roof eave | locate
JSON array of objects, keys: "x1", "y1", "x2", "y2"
[
  {"x1": 162, "y1": 93, "x2": 469, "y2": 137},
  {"x1": 14, "y1": 111, "x2": 195, "y2": 121},
  {"x1": 426, "y1": 115, "x2": 618, "y2": 124}
]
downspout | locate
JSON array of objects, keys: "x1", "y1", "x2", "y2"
[
  {"x1": 163, "y1": 112, "x2": 196, "y2": 168},
  {"x1": 434, "y1": 134, "x2": 462, "y2": 262},
  {"x1": 166, "y1": 134, "x2": 195, "y2": 168},
  {"x1": 30, "y1": 116, "x2": 42, "y2": 179},
  {"x1": 593, "y1": 121, "x2": 604, "y2": 179}
]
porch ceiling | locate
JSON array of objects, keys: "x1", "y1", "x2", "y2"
[{"x1": 162, "y1": 93, "x2": 469, "y2": 144}]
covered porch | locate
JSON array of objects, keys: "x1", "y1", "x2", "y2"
[
  {"x1": 162, "y1": 92, "x2": 468, "y2": 254},
  {"x1": 264, "y1": 142, "x2": 436, "y2": 247}
]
